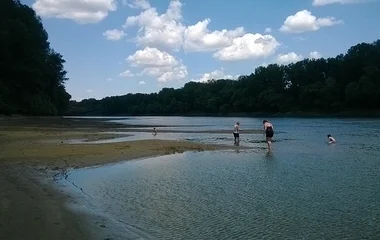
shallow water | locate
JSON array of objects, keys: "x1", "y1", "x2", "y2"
[{"x1": 65, "y1": 117, "x2": 380, "y2": 239}]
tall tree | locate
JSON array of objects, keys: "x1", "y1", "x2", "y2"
[{"x1": 0, "y1": 0, "x2": 71, "y2": 115}]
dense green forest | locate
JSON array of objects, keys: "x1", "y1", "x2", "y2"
[
  {"x1": 68, "y1": 39, "x2": 380, "y2": 116},
  {"x1": 0, "y1": 0, "x2": 71, "y2": 116}
]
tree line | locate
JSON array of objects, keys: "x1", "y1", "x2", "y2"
[
  {"x1": 68, "y1": 39, "x2": 380, "y2": 116},
  {"x1": 0, "y1": 0, "x2": 71, "y2": 116}
]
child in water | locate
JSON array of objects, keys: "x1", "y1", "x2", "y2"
[
  {"x1": 152, "y1": 127, "x2": 157, "y2": 136},
  {"x1": 327, "y1": 134, "x2": 336, "y2": 144}
]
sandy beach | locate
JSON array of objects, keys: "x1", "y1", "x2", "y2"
[{"x1": 0, "y1": 116, "x2": 247, "y2": 240}]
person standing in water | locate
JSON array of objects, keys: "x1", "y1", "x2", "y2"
[
  {"x1": 327, "y1": 134, "x2": 336, "y2": 143},
  {"x1": 263, "y1": 120, "x2": 274, "y2": 151},
  {"x1": 152, "y1": 127, "x2": 157, "y2": 136},
  {"x1": 233, "y1": 122, "x2": 240, "y2": 144}
]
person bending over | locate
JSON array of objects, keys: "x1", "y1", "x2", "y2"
[{"x1": 327, "y1": 134, "x2": 336, "y2": 144}]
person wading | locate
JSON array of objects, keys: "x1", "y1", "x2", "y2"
[
  {"x1": 263, "y1": 120, "x2": 274, "y2": 151},
  {"x1": 233, "y1": 122, "x2": 240, "y2": 144}
]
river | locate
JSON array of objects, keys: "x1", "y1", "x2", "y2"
[{"x1": 65, "y1": 117, "x2": 380, "y2": 239}]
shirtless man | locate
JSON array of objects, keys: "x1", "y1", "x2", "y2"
[
  {"x1": 263, "y1": 120, "x2": 274, "y2": 151},
  {"x1": 233, "y1": 122, "x2": 240, "y2": 144},
  {"x1": 327, "y1": 134, "x2": 336, "y2": 144}
]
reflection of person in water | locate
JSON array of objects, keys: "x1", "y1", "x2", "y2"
[
  {"x1": 152, "y1": 127, "x2": 157, "y2": 136},
  {"x1": 263, "y1": 120, "x2": 274, "y2": 152}
]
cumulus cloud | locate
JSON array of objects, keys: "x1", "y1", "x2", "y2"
[
  {"x1": 279, "y1": 10, "x2": 343, "y2": 34},
  {"x1": 112, "y1": 0, "x2": 283, "y2": 83},
  {"x1": 127, "y1": 47, "x2": 178, "y2": 67},
  {"x1": 309, "y1": 51, "x2": 322, "y2": 59},
  {"x1": 276, "y1": 52, "x2": 304, "y2": 65},
  {"x1": 275, "y1": 51, "x2": 323, "y2": 65},
  {"x1": 86, "y1": 89, "x2": 93, "y2": 93},
  {"x1": 119, "y1": 70, "x2": 135, "y2": 77},
  {"x1": 312, "y1": 0, "x2": 367, "y2": 6},
  {"x1": 213, "y1": 33, "x2": 280, "y2": 61},
  {"x1": 123, "y1": 0, "x2": 185, "y2": 50},
  {"x1": 157, "y1": 64, "x2": 188, "y2": 82},
  {"x1": 139, "y1": 80, "x2": 146, "y2": 85},
  {"x1": 191, "y1": 68, "x2": 237, "y2": 82},
  {"x1": 103, "y1": 29, "x2": 126, "y2": 41},
  {"x1": 126, "y1": 0, "x2": 151, "y2": 9},
  {"x1": 106, "y1": 78, "x2": 112, "y2": 81},
  {"x1": 120, "y1": 0, "x2": 279, "y2": 61},
  {"x1": 183, "y1": 18, "x2": 245, "y2": 52},
  {"x1": 127, "y1": 47, "x2": 187, "y2": 82},
  {"x1": 32, "y1": 0, "x2": 117, "y2": 24}
]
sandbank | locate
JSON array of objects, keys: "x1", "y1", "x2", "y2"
[{"x1": 0, "y1": 116, "x2": 248, "y2": 240}]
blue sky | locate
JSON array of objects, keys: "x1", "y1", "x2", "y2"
[{"x1": 22, "y1": 0, "x2": 380, "y2": 101}]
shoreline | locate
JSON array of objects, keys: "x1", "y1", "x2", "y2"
[
  {"x1": 63, "y1": 109, "x2": 380, "y2": 118},
  {"x1": 0, "y1": 164, "x2": 147, "y2": 240},
  {"x1": 0, "y1": 116, "x2": 250, "y2": 240}
]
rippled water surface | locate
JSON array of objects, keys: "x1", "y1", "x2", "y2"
[{"x1": 66, "y1": 117, "x2": 380, "y2": 239}]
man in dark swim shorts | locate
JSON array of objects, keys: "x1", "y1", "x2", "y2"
[
  {"x1": 233, "y1": 122, "x2": 240, "y2": 144},
  {"x1": 263, "y1": 120, "x2": 274, "y2": 151}
]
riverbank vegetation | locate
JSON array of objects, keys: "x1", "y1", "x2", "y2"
[
  {"x1": 68, "y1": 40, "x2": 380, "y2": 116},
  {"x1": 0, "y1": 0, "x2": 71, "y2": 116}
]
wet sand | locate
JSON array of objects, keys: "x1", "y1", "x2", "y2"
[{"x1": 0, "y1": 116, "x2": 246, "y2": 240}]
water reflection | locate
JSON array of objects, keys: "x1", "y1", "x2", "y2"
[
  {"x1": 264, "y1": 151, "x2": 274, "y2": 159},
  {"x1": 63, "y1": 118, "x2": 380, "y2": 239}
]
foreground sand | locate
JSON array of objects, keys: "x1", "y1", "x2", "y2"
[{"x1": 0, "y1": 116, "x2": 243, "y2": 240}]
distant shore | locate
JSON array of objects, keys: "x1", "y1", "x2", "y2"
[
  {"x1": 64, "y1": 109, "x2": 380, "y2": 118},
  {"x1": 0, "y1": 116, "x2": 248, "y2": 240}
]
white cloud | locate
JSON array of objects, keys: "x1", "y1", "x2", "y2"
[
  {"x1": 312, "y1": 0, "x2": 366, "y2": 6},
  {"x1": 279, "y1": 10, "x2": 343, "y2": 34},
  {"x1": 139, "y1": 80, "x2": 146, "y2": 85},
  {"x1": 127, "y1": 47, "x2": 178, "y2": 67},
  {"x1": 123, "y1": 0, "x2": 185, "y2": 50},
  {"x1": 126, "y1": 0, "x2": 151, "y2": 9},
  {"x1": 213, "y1": 33, "x2": 280, "y2": 61},
  {"x1": 103, "y1": 29, "x2": 126, "y2": 41},
  {"x1": 191, "y1": 68, "x2": 236, "y2": 83},
  {"x1": 106, "y1": 78, "x2": 112, "y2": 81},
  {"x1": 183, "y1": 18, "x2": 245, "y2": 52},
  {"x1": 119, "y1": 70, "x2": 135, "y2": 77},
  {"x1": 158, "y1": 64, "x2": 188, "y2": 82},
  {"x1": 127, "y1": 47, "x2": 187, "y2": 82},
  {"x1": 120, "y1": 0, "x2": 279, "y2": 61},
  {"x1": 276, "y1": 52, "x2": 304, "y2": 65},
  {"x1": 309, "y1": 51, "x2": 322, "y2": 59},
  {"x1": 264, "y1": 27, "x2": 272, "y2": 33},
  {"x1": 86, "y1": 89, "x2": 93, "y2": 93},
  {"x1": 32, "y1": 0, "x2": 117, "y2": 24}
]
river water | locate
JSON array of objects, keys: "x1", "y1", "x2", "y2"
[{"x1": 65, "y1": 117, "x2": 380, "y2": 239}]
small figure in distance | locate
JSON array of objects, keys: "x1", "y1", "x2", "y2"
[
  {"x1": 263, "y1": 120, "x2": 274, "y2": 152},
  {"x1": 327, "y1": 134, "x2": 336, "y2": 144},
  {"x1": 233, "y1": 122, "x2": 240, "y2": 144},
  {"x1": 152, "y1": 127, "x2": 157, "y2": 136}
]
